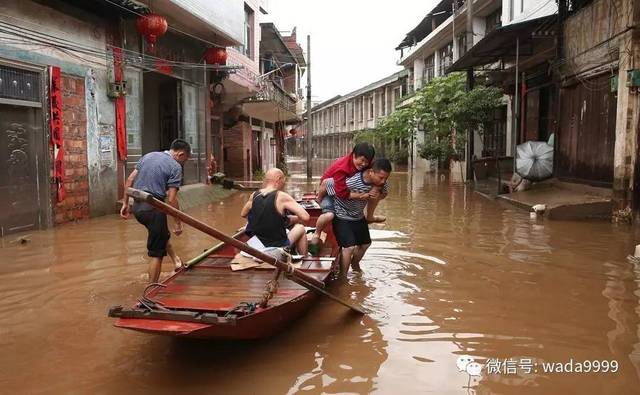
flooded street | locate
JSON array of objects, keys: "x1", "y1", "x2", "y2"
[{"x1": 2, "y1": 161, "x2": 640, "y2": 394}]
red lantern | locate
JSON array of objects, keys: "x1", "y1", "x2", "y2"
[
  {"x1": 289, "y1": 128, "x2": 297, "y2": 136},
  {"x1": 204, "y1": 47, "x2": 228, "y2": 65},
  {"x1": 137, "y1": 13, "x2": 168, "y2": 53}
]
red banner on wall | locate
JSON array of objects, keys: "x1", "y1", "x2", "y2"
[
  {"x1": 113, "y1": 47, "x2": 127, "y2": 160},
  {"x1": 49, "y1": 66, "x2": 65, "y2": 202}
]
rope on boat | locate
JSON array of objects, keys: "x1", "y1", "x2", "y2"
[
  {"x1": 138, "y1": 283, "x2": 169, "y2": 311},
  {"x1": 224, "y1": 302, "x2": 257, "y2": 317}
]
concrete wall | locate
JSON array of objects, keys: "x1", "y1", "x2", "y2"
[
  {"x1": 171, "y1": 0, "x2": 244, "y2": 44},
  {"x1": 502, "y1": 0, "x2": 558, "y2": 25}
]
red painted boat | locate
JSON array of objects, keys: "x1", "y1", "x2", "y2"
[{"x1": 108, "y1": 198, "x2": 339, "y2": 339}]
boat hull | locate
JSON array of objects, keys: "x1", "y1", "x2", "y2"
[{"x1": 110, "y1": 201, "x2": 339, "y2": 340}]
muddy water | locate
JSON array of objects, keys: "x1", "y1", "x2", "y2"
[{"x1": 2, "y1": 164, "x2": 640, "y2": 394}]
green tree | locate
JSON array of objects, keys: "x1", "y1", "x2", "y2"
[
  {"x1": 414, "y1": 73, "x2": 467, "y2": 163},
  {"x1": 354, "y1": 73, "x2": 504, "y2": 165}
]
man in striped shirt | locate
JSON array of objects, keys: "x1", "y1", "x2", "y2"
[{"x1": 324, "y1": 159, "x2": 392, "y2": 274}]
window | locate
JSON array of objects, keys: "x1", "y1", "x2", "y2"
[
  {"x1": 342, "y1": 105, "x2": 347, "y2": 125},
  {"x1": 509, "y1": 0, "x2": 514, "y2": 21},
  {"x1": 424, "y1": 55, "x2": 435, "y2": 83},
  {"x1": 359, "y1": 97, "x2": 364, "y2": 121},
  {"x1": 438, "y1": 42, "x2": 453, "y2": 76},
  {"x1": 350, "y1": 101, "x2": 355, "y2": 123},
  {"x1": 238, "y1": 4, "x2": 254, "y2": 59},
  {"x1": 369, "y1": 95, "x2": 374, "y2": 119},
  {"x1": 486, "y1": 9, "x2": 502, "y2": 34},
  {"x1": 380, "y1": 90, "x2": 386, "y2": 116},
  {"x1": 393, "y1": 87, "x2": 401, "y2": 108}
]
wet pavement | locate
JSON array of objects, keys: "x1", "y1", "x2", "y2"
[{"x1": 1, "y1": 159, "x2": 640, "y2": 394}]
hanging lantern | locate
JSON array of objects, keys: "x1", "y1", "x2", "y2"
[
  {"x1": 137, "y1": 13, "x2": 168, "y2": 53},
  {"x1": 289, "y1": 128, "x2": 297, "y2": 136},
  {"x1": 204, "y1": 47, "x2": 228, "y2": 65}
]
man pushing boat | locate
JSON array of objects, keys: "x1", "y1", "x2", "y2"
[
  {"x1": 120, "y1": 139, "x2": 191, "y2": 283},
  {"x1": 240, "y1": 168, "x2": 310, "y2": 259}
]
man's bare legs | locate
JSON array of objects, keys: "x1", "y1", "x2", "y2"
[
  {"x1": 167, "y1": 241, "x2": 183, "y2": 270},
  {"x1": 338, "y1": 243, "x2": 370, "y2": 274},
  {"x1": 366, "y1": 185, "x2": 386, "y2": 223},
  {"x1": 350, "y1": 243, "x2": 370, "y2": 272},
  {"x1": 287, "y1": 223, "x2": 308, "y2": 255},
  {"x1": 148, "y1": 257, "x2": 163, "y2": 283},
  {"x1": 339, "y1": 246, "x2": 355, "y2": 275}
]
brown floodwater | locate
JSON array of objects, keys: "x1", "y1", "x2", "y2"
[{"x1": 2, "y1": 159, "x2": 640, "y2": 394}]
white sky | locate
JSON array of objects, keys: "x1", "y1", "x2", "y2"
[{"x1": 264, "y1": 0, "x2": 438, "y2": 103}]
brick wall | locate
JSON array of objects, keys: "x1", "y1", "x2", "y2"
[
  {"x1": 52, "y1": 75, "x2": 89, "y2": 224},
  {"x1": 223, "y1": 121, "x2": 252, "y2": 179}
]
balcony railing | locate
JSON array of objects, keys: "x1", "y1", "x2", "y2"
[{"x1": 248, "y1": 77, "x2": 299, "y2": 115}]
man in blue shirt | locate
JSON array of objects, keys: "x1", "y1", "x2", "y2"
[{"x1": 120, "y1": 139, "x2": 191, "y2": 283}]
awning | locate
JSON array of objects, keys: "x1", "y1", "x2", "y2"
[
  {"x1": 448, "y1": 15, "x2": 556, "y2": 72},
  {"x1": 241, "y1": 101, "x2": 300, "y2": 124}
]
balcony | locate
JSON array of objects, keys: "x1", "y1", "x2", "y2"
[{"x1": 242, "y1": 77, "x2": 301, "y2": 123}]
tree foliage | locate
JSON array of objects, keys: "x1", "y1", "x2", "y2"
[{"x1": 354, "y1": 72, "x2": 504, "y2": 164}]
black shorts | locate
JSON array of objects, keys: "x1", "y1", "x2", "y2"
[
  {"x1": 133, "y1": 204, "x2": 170, "y2": 258},
  {"x1": 332, "y1": 217, "x2": 371, "y2": 248}
]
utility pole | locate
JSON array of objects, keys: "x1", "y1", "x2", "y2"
[{"x1": 306, "y1": 34, "x2": 312, "y2": 179}]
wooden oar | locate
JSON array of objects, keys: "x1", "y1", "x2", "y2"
[{"x1": 127, "y1": 188, "x2": 368, "y2": 315}]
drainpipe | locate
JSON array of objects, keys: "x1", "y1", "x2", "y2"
[{"x1": 513, "y1": 37, "x2": 520, "y2": 173}]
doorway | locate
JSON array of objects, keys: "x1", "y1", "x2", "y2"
[
  {"x1": 0, "y1": 64, "x2": 45, "y2": 236},
  {"x1": 142, "y1": 72, "x2": 178, "y2": 153}
]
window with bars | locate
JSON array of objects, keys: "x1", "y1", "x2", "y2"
[
  {"x1": 424, "y1": 55, "x2": 435, "y2": 84},
  {"x1": 438, "y1": 42, "x2": 453, "y2": 76},
  {"x1": 368, "y1": 95, "x2": 374, "y2": 119},
  {"x1": 359, "y1": 97, "x2": 364, "y2": 121},
  {"x1": 237, "y1": 4, "x2": 254, "y2": 59},
  {"x1": 380, "y1": 90, "x2": 386, "y2": 116},
  {"x1": 0, "y1": 65, "x2": 41, "y2": 103}
]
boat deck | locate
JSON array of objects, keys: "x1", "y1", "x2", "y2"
[{"x1": 152, "y1": 251, "x2": 336, "y2": 312}]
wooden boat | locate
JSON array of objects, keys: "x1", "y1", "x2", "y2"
[{"x1": 109, "y1": 197, "x2": 340, "y2": 339}]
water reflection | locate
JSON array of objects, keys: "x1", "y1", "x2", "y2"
[{"x1": 1, "y1": 162, "x2": 640, "y2": 394}]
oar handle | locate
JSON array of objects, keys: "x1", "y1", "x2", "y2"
[
  {"x1": 128, "y1": 188, "x2": 153, "y2": 202},
  {"x1": 127, "y1": 188, "x2": 325, "y2": 289}
]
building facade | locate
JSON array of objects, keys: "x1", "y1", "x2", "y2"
[
  {"x1": 396, "y1": 0, "x2": 557, "y2": 176},
  {"x1": 292, "y1": 70, "x2": 409, "y2": 160},
  {"x1": 0, "y1": 0, "x2": 303, "y2": 236}
]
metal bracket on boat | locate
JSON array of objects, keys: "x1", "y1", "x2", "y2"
[{"x1": 108, "y1": 305, "x2": 237, "y2": 326}]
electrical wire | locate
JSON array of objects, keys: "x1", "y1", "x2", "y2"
[
  {"x1": 101, "y1": 0, "x2": 229, "y2": 49},
  {"x1": 0, "y1": 20, "x2": 242, "y2": 72}
]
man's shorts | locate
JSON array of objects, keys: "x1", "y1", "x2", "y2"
[
  {"x1": 320, "y1": 195, "x2": 335, "y2": 214},
  {"x1": 332, "y1": 217, "x2": 371, "y2": 248},
  {"x1": 133, "y1": 202, "x2": 170, "y2": 258}
]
